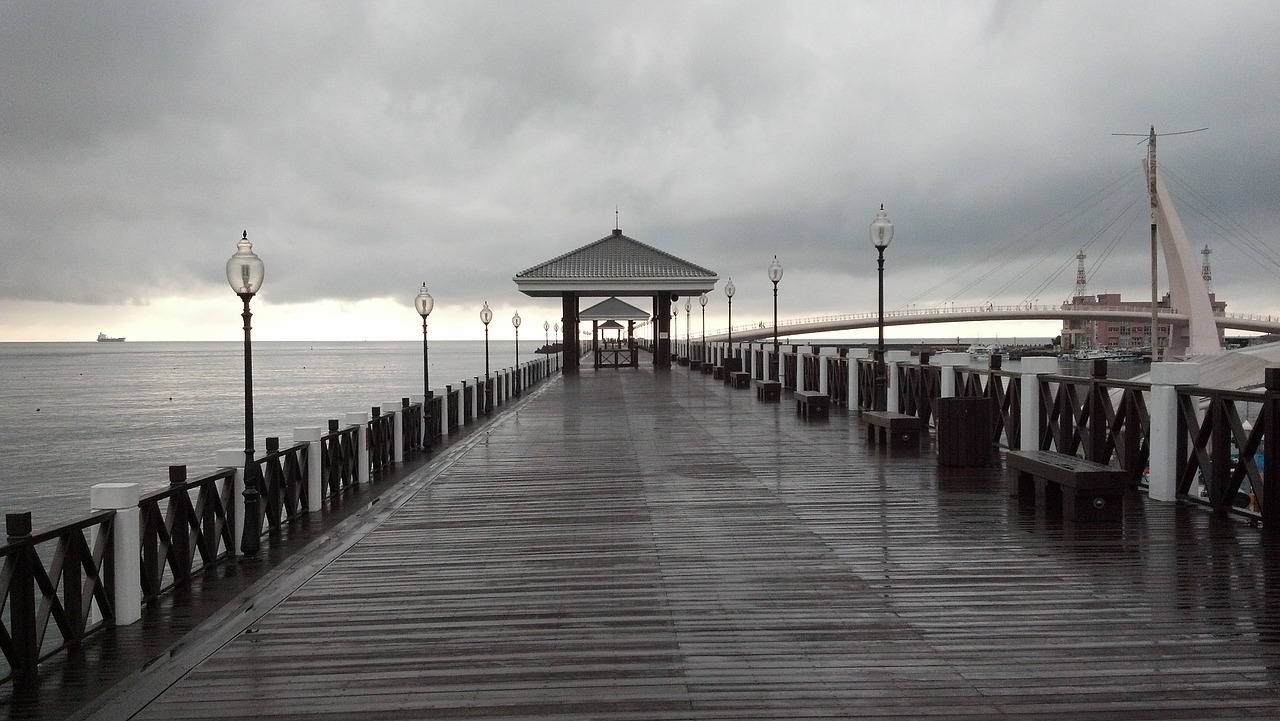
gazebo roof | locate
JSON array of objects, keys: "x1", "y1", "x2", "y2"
[
  {"x1": 579, "y1": 297, "x2": 651, "y2": 322},
  {"x1": 514, "y1": 228, "x2": 718, "y2": 297},
  {"x1": 599, "y1": 320, "x2": 625, "y2": 330}
]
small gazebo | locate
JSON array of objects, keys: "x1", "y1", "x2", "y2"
[{"x1": 514, "y1": 226, "x2": 718, "y2": 372}]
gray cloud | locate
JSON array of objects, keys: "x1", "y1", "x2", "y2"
[{"x1": 2, "y1": 0, "x2": 1277, "y2": 335}]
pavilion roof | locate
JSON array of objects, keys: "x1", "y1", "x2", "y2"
[
  {"x1": 579, "y1": 297, "x2": 651, "y2": 322},
  {"x1": 514, "y1": 228, "x2": 718, "y2": 297}
]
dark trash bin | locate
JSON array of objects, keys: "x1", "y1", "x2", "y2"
[{"x1": 935, "y1": 397, "x2": 996, "y2": 467}]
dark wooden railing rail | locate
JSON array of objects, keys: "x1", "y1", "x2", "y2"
[
  {"x1": 139, "y1": 466, "x2": 236, "y2": 602},
  {"x1": 260, "y1": 437, "x2": 309, "y2": 531},
  {"x1": 2, "y1": 510, "x2": 115, "y2": 682},
  {"x1": 321, "y1": 420, "x2": 360, "y2": 499},
  {"x1": 1176, "y1": 372, "x2": 1277, "y2": 525},
  {"x1": 368, "y1": 407, "x2": 394, "y2": 479},
  {"x1": 825, "y1": 353, "x2": 849, "y2": 407}
]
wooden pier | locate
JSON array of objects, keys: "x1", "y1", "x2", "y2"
[{"x1": 64, "y1": 362, "x2": 1280, "y2": 719}]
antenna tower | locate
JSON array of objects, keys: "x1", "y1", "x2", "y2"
[{"x1": 1073, "y1": 250, "x2": 1088, "y2": 299}]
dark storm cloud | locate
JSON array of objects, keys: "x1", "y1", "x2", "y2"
[{"x1": 1, "y1": 0, "x2": 1277, "y2": 331}]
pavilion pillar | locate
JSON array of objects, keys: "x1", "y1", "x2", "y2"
[
  {"x1": 562, "y1": 292, "x2": 579, "y2": 373},
  {"x1": 653, "y1": 294, "x2": 673, "y2": 368}
]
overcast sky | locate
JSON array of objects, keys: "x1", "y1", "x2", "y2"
[{"x1": 2, "y1": 0, "x2": 1277, "y2": 342}]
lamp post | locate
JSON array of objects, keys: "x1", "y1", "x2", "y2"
[
  {"x1": 226, "y1": 231, "x2": 265, "y2": 558},
  {"x1": 684, "y1": 298, "x2": 691, "y2": 359},
  {"x1": 480, "y1": 301, "x2": 492, "y2": 380},
  {"x1": 699, "y1": 293, "x2": 708, "y2": 361},
  {"x1": 512, "y1": 309, "x2": 522, "y2": 389},
  {"x1": 543, "y1": 320, "x2": 549, "y2": 349},
  {"x1": 672, "y1": 306, "x2": 678, "y2": 360},
  {"x1": 768, "y1": 255, "x2": 783, "y2": 381},
  {"x1": 725, "y1": 278, "x2": 735, "y2": 369},
  {"x1": 870, "y1": 205, "x2": 895, "y2": 411},
  {"x1": 414, "y1": 283, "x2": 434, "y2": 446}
]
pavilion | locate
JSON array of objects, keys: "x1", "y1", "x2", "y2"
[{"x1": 514, "y1": 227, "x2": 718, "y2": 372}]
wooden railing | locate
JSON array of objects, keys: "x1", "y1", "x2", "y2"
[
  {"x1": 368, "y1": 408, "x2": 394, "y2": 479},
  {"x1": 321, "y1": 420, "x2": 360, "y2": 498},
  {"x1": 825, "y1": 355, "x2": 849, "y2": 406},
  {"x1": 783, "y1": 352, "x2": 798, "y2": 391},
  {"x1": 2, "y1": 510, "x2": 115, "y2": 682},
  {"x1": 1176, "y1": 379, "x2": 1276, "y2": 523},
  {"x1": 138, "y1": 466, "x2": 237, "y2": 602},
  {"x1": 402, "y1": 400, "x2": 423, "y2": 454},
  {"x1": 260, "y1": 438, "x2": 309, "y2": 530}
]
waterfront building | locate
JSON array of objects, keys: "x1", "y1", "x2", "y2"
[{"x1": 1060, "y1": 291, "x2": 1226, "y2": 353}]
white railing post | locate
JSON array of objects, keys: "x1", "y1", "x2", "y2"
[
  {"x1": 344, "y1": 412, "x2": 370, "y2": 485},
  {"x1": 294, "y1": 427, "x2": 323, "y2": 513},
  {"x1": 441, "y1": 386, "x2": 451, "y2": 438},
  {"x1": 885, "y1": 350, "x2": 912, "y2": 413},
  {"x1": 384, "y1": 402, "x2": 404, "y2": 463},
  {"x1": 935, "y1": 353, "x2": 969, "y2": 398},
  {"x1": 1149, "y1": 362, "x2": 1200, "y2": 502},
  {"x1": 818, "y1": 347, "x2": 828, "y2": 393},
  {"x1": 215, "y1": 448, "x2": 245, "y2": 552},
  {"x1": 1018, "y1": 357, "x2": 1058, "y2": 452},
  {"x1": 90, "y1": 483, "x2": 141, "y2": 626}
]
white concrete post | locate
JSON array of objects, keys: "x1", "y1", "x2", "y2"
[
  {"x1": 385, "y1": 403, "x2": 404, "y2": 463},
  {"x1": 1149, "y1": 362, "x2": 1200, "y2": 502},
  {"x1": 885, "y1": 350, "x2": 912, "y2": 413},
  {"x1": 935, "y1": 352, "x2": 969, "y2": 398},
  {"x1": 90, "y1": 482, "x2": 141, "y2": 626},
  {"x1": 215, "y1": 448, "x2": 245, "y2": 552},
  {"x1": 344, "y1": 412, "x2": 370, "y2": 485},
  {"x1": 1018, "y1": 357, "x2": 1059, "y2": 452},
  {"x1": 440, "y1": 385, "x2": 451, "y2": 438},
  {"x1": 294, "y1": 427, "x2": 323, "y2": 513},
  {"x1": 818, "y1": 348, "x2": 828, "y2": 395}
]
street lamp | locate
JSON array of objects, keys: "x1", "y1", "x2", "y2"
[
  {"x1": 543, "y1": 320, "x2": 549, "y2": 348},
  {"x1": 725, "y1": 278, "x2": 735, "y2": 368},
  {"x1": 226, "y1": 231, "x2": 265, "y2": 558},
  {"x1": 768, "y1": 255, "x2": 783, "y2": 381},
  {"x1": 699, "y1": 293, "x2": 708, "y2": 361},
  {"x1": 870, "y1": 204, "x2": 895, "y2": 411},
  {"x1": 414, "y1": 282, "x2": 434, "y2": 447},
  {"x1": 512, "y1": 311, "x2": 521, "y2": 369},
  {"x1": 684, "y1": 298, "x2": 691, "y2": 359},
  {"x1": 480, "y1": 301, "x2": 492, "y2": 381},
  {"x1": 672, "y1": 306, "x2": 678, "y2": 360}
]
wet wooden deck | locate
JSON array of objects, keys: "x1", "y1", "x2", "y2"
[{"x1": 85, "y1": 363, "x2": 1280, "y2": 720}]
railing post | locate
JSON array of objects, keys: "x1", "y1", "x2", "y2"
[
  {"x1": 294, "y1": 427, "x2": 323, "y2": 513},
  {"x1": 935, "y1": 352, "x2": 968, "y2": 399},
  {"x1": 1018, "y1": 357, "x2": 1058, "y2": 452},
  {"x1": 213, "y1": 450, "x2": 244, "y2": 557},
  {"x1": 6, "y1": 512, "x2": 38, "y2": 680},
  {"x1": 89, "y1": 483, "x2": 141, "y2": 625},
  {"x1": 442, "y1": 384, "x2": 453, "y2": 437},
  {"x1": 385, "y1": 401, "x2": 404, "y2": 463},
  {"x1": 344, "y1": 412, "x2": 371, "y2": 485},
  {"x1": 885, "y1": 350, "x2": 912, "y2": 413},
  {"x1": 1148, "y1": 362, "x2": 1199, "y2": 502}
]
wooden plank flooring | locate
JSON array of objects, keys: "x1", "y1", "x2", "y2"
[{"x1": 98, "y1": 364, "x2": 1280, "y2": 720}]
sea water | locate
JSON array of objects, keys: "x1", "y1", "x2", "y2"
[{"x1": 0, "y1": 340, "x2": 545, "y2": 529}]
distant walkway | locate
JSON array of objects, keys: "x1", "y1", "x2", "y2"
[{"x1": 86, "y1": 365, "x2": 1280, "y2": 720}]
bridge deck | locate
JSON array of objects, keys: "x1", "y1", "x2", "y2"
[{"x1": 89, "y1": 364, "x2": 1280, "y2": 720}]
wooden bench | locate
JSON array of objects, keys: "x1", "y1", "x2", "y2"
[
  {"x1": 794, "y1": 390, "x2": 829, "y2": 419},
  {"x1": 1005, "y1": 450, "x2": 1130, "y2": 522},
  {"x1": 864, "y1": 411, "x2": 924, "y2": 449},
  {"x1": 754, "y1": 379, "x2": 781, "y2": 402},
  {"x1": 689, "y1": 360, "x2": 703, "y2": 371},
  {"x1": 731, "y1": 371, "x2": 752, "y2": 389},
  {"x1": 700, "y1": 362, "x2": 714, "y2": 375},
  {"x1": 712, "y1": 365, "x2": 727, "y2": 379}
]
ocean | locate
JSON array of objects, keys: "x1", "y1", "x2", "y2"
[{"x1": 0, "y1": 340, "x2": 546, "y2": 530}]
